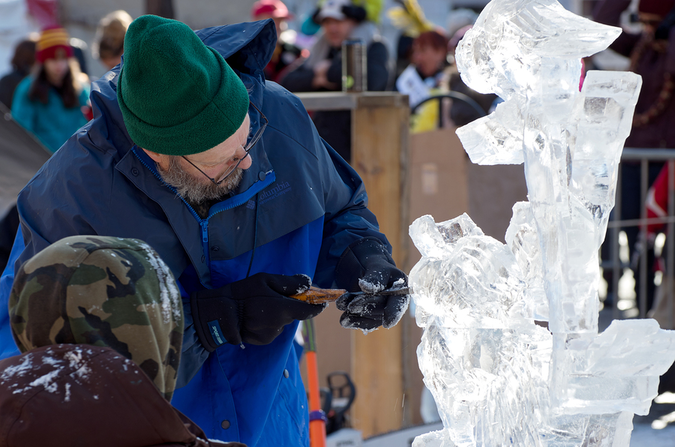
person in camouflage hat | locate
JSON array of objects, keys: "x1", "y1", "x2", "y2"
[
  {"x1": 0, "y1": 235, "x2": 245, "y2": 447},
  {"x1": 8, "y1": 235, "x2": 183, "y2": 400}
]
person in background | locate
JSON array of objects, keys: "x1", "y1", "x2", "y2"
[
  {"x1": 280, "y1": 0, "x2": 389, "y2": 161},
  {"x1": 395, "y1": 30, "x2": 449, "y2": 132},
  {"x1": 594, "y1": 0, "x2": 675, "y2": 311},
  {"x1": 0, "y1": 235, "x2": 245, "y2": 447},
  {"x1": 388, "y1": 0, "x2": 434, "y2": 79},
  {"x1": 0, "y1": 38, "x2": 37, "y2": 110},
  {"x1": 69, "y1": 36, "x2": 90, "y2": 76},
  {"x1": 251, "y1": 0, "x2": 307, "y2": 82},
  {"x1": 92, "y1": 10, "x2": 133, "y2": 71},
  {"x1": 409, "y1": 30, "x2": 448, "y2": 87},
  {"x1": 394, "y1": 33, "x2": 414, "y2": 79},
  {"x1": 11, "y1": 27, "x2": 90, "y2": 153},
  {"x1": 644, "y1": 163, "x2": 675, "y2": 393}
]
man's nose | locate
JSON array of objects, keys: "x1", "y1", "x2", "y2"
[
  {"x1": 236, "y1": 146, "x2": 253, "y2": 170},
  {"x1": 239, "y1": 153, "x2": 253, "y2": 170}
]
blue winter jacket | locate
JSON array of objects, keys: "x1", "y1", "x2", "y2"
[{"x1": 0, "y1": 20, "x2": 389, "y2": 447}]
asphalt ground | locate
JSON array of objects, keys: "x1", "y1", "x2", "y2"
[{"x1": 599, "y1": 267, "x2": 675, "y2": 446}]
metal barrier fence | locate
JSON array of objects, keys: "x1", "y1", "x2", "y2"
[{"x1": 606, "y1": 148, "x2": 675, "y2": 327}]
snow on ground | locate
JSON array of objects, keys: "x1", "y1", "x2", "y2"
[
  {"x1": 631, "y1": 422, "x2": 675, "y2": 447},
  {"x1": 631, "y1": 390, "x2": 675, "y2": 446},
  {"x1": 599, "y1": 256, "x2": 675, "y2": 446}
]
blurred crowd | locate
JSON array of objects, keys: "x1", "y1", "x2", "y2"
[
  {"x1": 0, "y1": 9, "x2": 132, "y2": 152},
  {"x1": 2, "y1": 0, "x2": 675, "y2": 330},
  {"x1": 0, "y1": 0, "x2": 499, "y2": 161}
]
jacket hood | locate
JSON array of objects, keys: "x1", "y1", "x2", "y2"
[
  {"x1": 8, "y1": 235, "x2": 184, "y2": 401},
  {"x1": 199, "y1": 19, "x2": 277, "y2": 79}
]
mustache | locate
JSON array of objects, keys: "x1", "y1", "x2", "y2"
[{"x1": 157, "y1": 156, "x2": 244, "y2": 204}]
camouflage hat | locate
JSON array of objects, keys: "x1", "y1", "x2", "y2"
[{"x1": 9, "y1": 236, "x2": 184, "y2": 401}]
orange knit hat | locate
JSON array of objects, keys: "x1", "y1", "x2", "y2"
[{"x1": 36, "y1": 27, "x2": 73, "y2": 63}]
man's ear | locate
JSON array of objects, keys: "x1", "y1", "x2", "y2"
[{"x1": 142, "y1": 148, "x2": 166, "y2": 165}]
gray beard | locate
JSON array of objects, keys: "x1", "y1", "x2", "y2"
[{"x1": 157, "y1": 156, "x2": 244, "y2": 204}]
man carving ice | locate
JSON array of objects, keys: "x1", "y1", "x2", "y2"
[{"x1": 0, "y1": 15, "x2": 409, "y2": 446}]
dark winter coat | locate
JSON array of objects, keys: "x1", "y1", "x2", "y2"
[
  {"x1": 280, "y1": 39, "x2": 389, "y2": 161},
  {"x1": 264, "y1": 40, "x2": 305, "y2": 83},
  {"x1": 0, "y1": 19, "x2": 389, "y2": 447},
  {"x1": 0, "y1": 69, "x2": 28, "y2": 110},
  {"x1": 0, "y1": 344, "x2": 243, "y2": 447},
  {"x1": 594, "y1": 0, "x2": 675, "y2": 149}
]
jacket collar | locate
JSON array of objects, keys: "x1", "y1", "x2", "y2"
[
  {"x1": 114, "y1": 91, "x2": 274, "y2": 207},
  {"x1": 114, "y1": 142, "x2": 274, "y2": 287}
]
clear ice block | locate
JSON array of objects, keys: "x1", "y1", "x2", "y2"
[{"x1": 410, "y1": 0, "x2": 675, "y2": 446}]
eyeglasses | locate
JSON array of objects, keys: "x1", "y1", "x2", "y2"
[{"x1": 182, "y1": 102, "x2": 268, "y2": 185}]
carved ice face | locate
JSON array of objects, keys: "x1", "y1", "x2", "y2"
[{"x1": 455, "y1": 0, "x2": 620, "y2": 100}]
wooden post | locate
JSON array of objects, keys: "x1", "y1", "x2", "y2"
[
  {"x1": 296, "y1": 92, "x2": 410, "y2": 438},
  {"x1": 350, "y1": 94, "x2": 409, "y2": 438}
]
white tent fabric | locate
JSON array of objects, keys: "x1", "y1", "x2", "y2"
[
  {"x1": 0, "y1": 103, "x2": 50, "y2": 219},
  {"x1": 0, "y1": 0, "x2": 38, "y2": 76}
]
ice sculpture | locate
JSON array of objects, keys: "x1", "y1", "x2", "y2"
[{"x1": 409, "y1": 1, "x2": 675, "y2": 446}]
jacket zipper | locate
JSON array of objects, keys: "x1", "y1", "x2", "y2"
[
  {"x1": 131, "y1": 147, "x2": 212, "y2": 266},
  {"x1": 131, "y1": 147, "x2": 274, "y2": 276}
]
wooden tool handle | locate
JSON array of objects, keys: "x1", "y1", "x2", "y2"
[{"x1": 291, "y1": 286, "x2": 347, "y2": 304}]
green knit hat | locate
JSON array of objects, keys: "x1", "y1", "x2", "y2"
[{"x1": 117, "y1": 15, "x2": 249, "y2": 156}]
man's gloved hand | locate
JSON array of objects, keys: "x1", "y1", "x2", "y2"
[
  {"x1": 335, "y1": 238, "x2": 410, "y2": 331},
  {"x1": 191, "y1": 273, "x2": 326, "y2": 351}
]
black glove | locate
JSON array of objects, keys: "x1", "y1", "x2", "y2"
[
  {"x1": 335, "y1": 238, "x2": 410, "y2": 331},
  {"x1": 191, "y1": 273, "x2": 326, "y2": 351}
]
